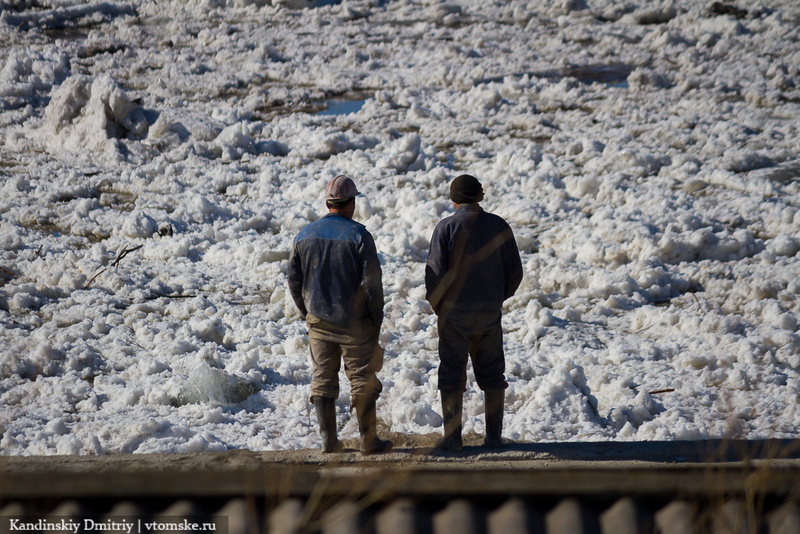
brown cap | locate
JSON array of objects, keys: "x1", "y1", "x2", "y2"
[{"x1": 325, "y1": 175, "x2": 361, "y2": 201}]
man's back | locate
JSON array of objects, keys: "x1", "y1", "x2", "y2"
[
  {"x1": 426, "y1": 204, "x2": 522, "y2": 313},
  {"x1": 288, "y1": 213, "x2": 383, "y2": 328}
]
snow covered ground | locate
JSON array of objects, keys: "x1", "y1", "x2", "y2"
[{"x1": 1, "y1": 0, "x2": 799, "y2": 455}]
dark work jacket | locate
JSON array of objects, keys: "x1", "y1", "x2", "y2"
[
  {"x1": 425, "y1": 204, "x2": 523, "y2": 315},
  {"x1": 288, "y1": 213, "x2": 383, "y2": 329}
]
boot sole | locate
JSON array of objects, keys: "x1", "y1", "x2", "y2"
[
  {"x1": 435, "y1": 438, "x2": 463, "y2": 453},
  {"x1": 322, "y1": 440, "x2": 344, "y2": 453},
  {"x1": 361, "y1": 440, "x2": 393, "y2": 455}
]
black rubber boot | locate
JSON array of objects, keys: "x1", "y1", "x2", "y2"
[
  {"x1": 483, "y1": 388, "x2": 504, "y2": 449},
  {"x1": 354, "y1": 396, "x2": 393, "y2": 455},
  {"x1": 313, "y1": 396, "x2": 343, "y2": 453},
  {"x1": 437, "y1": 390, "x2": 463, "y2": 453}
]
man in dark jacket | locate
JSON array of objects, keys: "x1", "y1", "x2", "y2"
[
  {"x1": 288, "y1": 175, "x2": 392, "y2": 455},
  {"x1": 425, "y1": 174, "x2": 523, "y2": 452}
]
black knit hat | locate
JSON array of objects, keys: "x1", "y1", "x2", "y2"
[{"x1": 450, "y1": 174, "x2": 484, "y2": 204}]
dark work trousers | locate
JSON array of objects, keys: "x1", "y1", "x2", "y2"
[{"x1": 437, "y1": 308, "x2": 508, "y2": 392}]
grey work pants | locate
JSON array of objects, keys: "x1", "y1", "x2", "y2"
[
  {"x1": 437, "y1": 308, "x2": 508, "y2": 393},
  {"x1": 307, "y1": 314, "x2": 383, "y2": 400}
]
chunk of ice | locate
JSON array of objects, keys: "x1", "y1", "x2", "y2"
[{"x1": 175, "y1": 363, "x2": 257, "y2": 406}]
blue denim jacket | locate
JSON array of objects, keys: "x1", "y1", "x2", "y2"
[{"x1": 288, "y1": 213, "x2": 383, "y2": 328}]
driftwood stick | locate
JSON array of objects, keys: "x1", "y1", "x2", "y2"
[
  {"x1": 83, "y1": 268, "x2": 107, "y2": 290},
  {"x1": 111, "y1": 245, "x2": 144, "y2": 268},
  {"x1": 145, "y1": 293, "x2": 195, "y2": 301},
  {"x1": 0, "y1": 266, "x2": 20, "y2": 278},
  {"x1": 648, "y1": 388, "x2": 676, "y2": 395},
  {"x1": 84, "y1": 244, "x2": 144, "y2": 289}
]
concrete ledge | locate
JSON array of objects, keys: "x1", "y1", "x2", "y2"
[{"x1": 2, "y1": 439, "x2": 800, "y2": 500}]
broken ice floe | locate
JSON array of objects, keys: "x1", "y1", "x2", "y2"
[
  {"x1": 44, "y1": 74, "x2": 150, "y2": 154},
  {"x1": 174, "y1": 363, "x2": 257, "y2": 406},
  {"x1": 0, "y1": 2, "x2": 136, "y2": 32}
]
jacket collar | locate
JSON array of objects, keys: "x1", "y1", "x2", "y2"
[{"x1": 455, "y1": 203, "x2": 483, "y2": 213}]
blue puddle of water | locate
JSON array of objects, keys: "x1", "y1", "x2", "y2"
[{"x1": 316, "y1": 99, "x2": 367, "y2": 116}]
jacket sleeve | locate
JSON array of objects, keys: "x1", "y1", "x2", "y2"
[
  {"x1": 360, "y1": 232, "x2": 384, "y2": 328},
  {"x1": 503, "y1": 225, "x2": 523, "y2": 300},
  {"x1": 425, "y1": 222, "x2": 449, "y2": 313},
  {"x1": 287, "y1": 242, "x2": 308, "y2": 319}
]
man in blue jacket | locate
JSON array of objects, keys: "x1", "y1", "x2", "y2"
[
  {"x1": 288, "y1": 175, "x2": 392, "y2": 455},
  {"x1": 426, "y1": 174, "x2": 523, "y2": 452}
]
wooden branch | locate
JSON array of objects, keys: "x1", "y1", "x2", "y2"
[
  {"x1": 83, "y1": 268, "x2": 107, "y2": 290},
  {"x1": 83, "y1": 245, "x2": 144, "y2": 289},
  {"x1": 111, "y1": 245, "x2": 144, "y2": 268},
  {"x1": 649, "y1": 388, "x2": 675, "y2": 395},
  {"x1": 145, "y1": 293, "x2": 196, "y2": 301},
  {"x1": 0, "y1": 266, "x2": 20, "y2": 278}
]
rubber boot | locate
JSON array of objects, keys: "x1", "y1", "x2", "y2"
[
  {"x1": 313, "y1": 396, "x2": 343, "y2": 453},
  {"x1": 483, "y1": 388, "x2": 504, "y2": 449},
  {"x1": 436, "y1": 390, "x2": 463, "y2": 453},
  {"x1": 354, "y1": 396, "x2": 393, "y2": 455}
]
